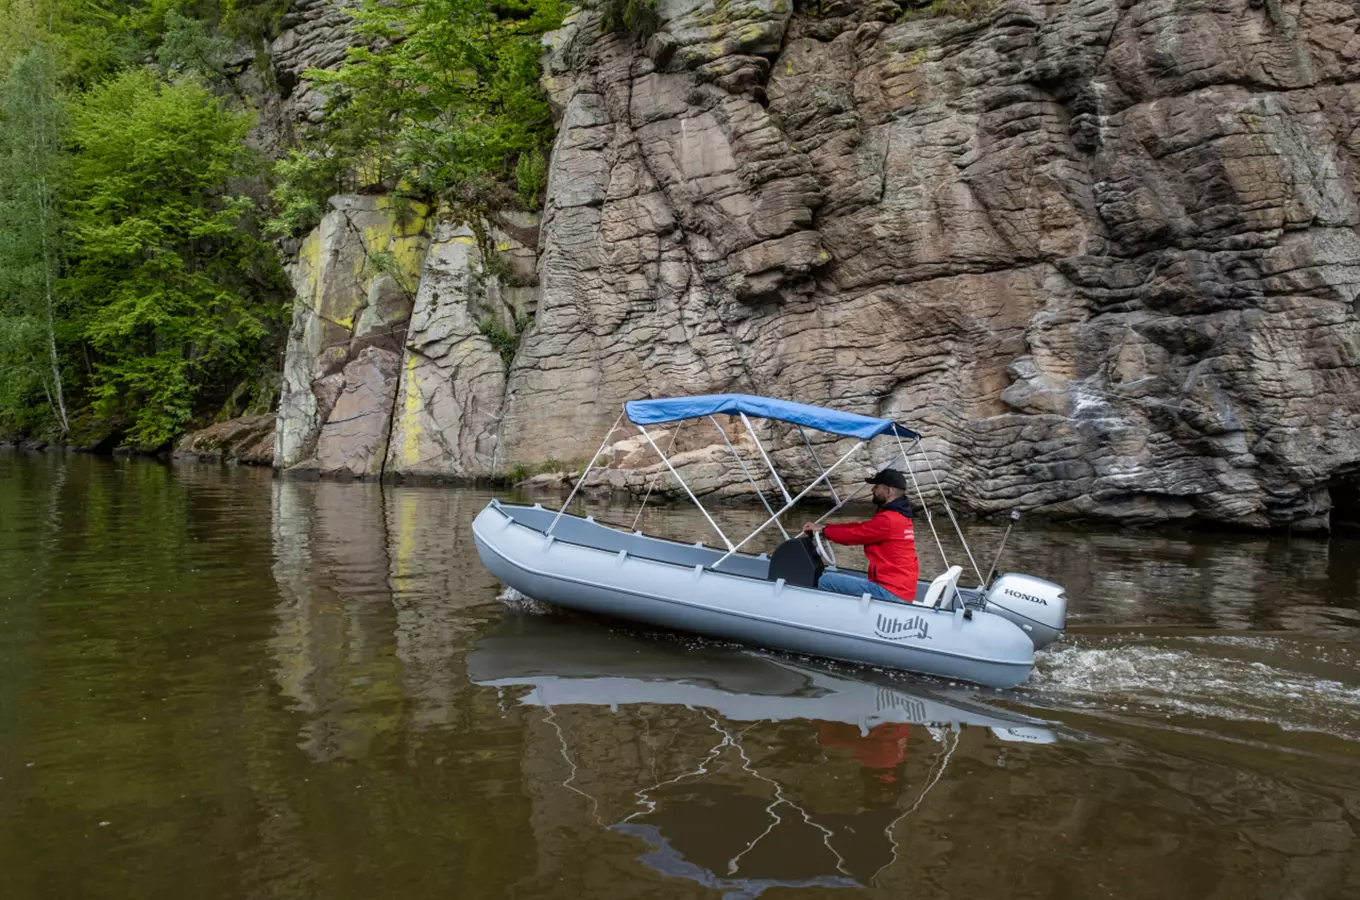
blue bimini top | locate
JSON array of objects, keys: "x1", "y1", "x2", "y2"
[{"x1": 625, "y1": 393, "x2": 918, "y2": 441}]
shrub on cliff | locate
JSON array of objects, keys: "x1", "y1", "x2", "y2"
[
  {"x1": 269, "y1": 0, "x2": 568, "y2": 235},
  {"x1": 901, "y1": 0, "x2": 996, "y2": 19},
  {"x1": 597, "y1": 0, "x2": 660, "y2": 40}
]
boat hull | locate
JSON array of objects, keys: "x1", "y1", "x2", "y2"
[{"x1": 472, "y1": 502, "x2": 1036, "y2": 688}]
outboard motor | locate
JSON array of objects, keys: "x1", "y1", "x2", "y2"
[
  {"x1": 981, "y1": 573, "x2": 1067, "y2": 649},
  {"x1": 766, "y1": 534, "x2": 825, "y2": 588}
]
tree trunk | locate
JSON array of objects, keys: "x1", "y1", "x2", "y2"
[{"x1": 37, "y1": 177, "x2": 68, "y2": 436}]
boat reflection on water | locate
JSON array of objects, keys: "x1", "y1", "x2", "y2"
[{"x1": 469, "y1": 614, "x2": 1060, "y2": 897}]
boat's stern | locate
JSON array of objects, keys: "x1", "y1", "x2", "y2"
[{"x1": 980, "y1": 573, "x2": 1067, "y2": 650}]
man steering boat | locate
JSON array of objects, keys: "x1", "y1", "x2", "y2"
[{"x1": 802, "y1": 468, "x2": 919, "y2": 603}]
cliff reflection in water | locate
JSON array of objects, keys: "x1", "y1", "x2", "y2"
[{"x1": 269, "y1": 481, "x2": 504, "y2": 759}]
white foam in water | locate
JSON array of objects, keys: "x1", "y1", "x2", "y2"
[
  {"x1": 496, "y1": 586, "x2": 552, "y2": 614},
  {"x1": 1027, "y1": 637, "x2": 1360, "y2": 742}
]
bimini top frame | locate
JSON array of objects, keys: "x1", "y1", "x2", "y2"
[
  {"x1": 546, "y1": 394, "x2": 982, "y2": 583},
  {"x1": 626, "y1": 394, "x2": 919, "y2": 441}
]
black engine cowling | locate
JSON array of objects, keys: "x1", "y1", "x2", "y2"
[{"x1": 766, "y1": 534, "x2": 825, "y2": 588}]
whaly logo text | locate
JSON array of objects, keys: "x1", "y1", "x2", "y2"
[{"x1": 874, "y1": 613, "x2": 931, "y2": 641}]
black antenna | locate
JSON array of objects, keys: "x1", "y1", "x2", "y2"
[{"x1": 984, "y1": 510, "x2": 1021, "y2": 587}]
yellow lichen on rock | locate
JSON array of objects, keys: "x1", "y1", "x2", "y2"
[
  {"x1": 399, "y1": 353, "x2": 424, "y2": 468},
  {"x1": 294, "y1": 228, "x2": 324, "y2": 309},
  {"x1": 737, "y1": 22, "x2": 768, "y2": 45}
]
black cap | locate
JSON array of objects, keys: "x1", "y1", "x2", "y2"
[{"x1": 865, "y1": 468, "x2": 907, "y2": 490}]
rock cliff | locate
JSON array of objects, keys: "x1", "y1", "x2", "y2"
[{"x1": 274, "y1": 0, "x2": 1360, "y2": 530}]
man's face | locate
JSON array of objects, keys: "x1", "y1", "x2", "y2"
[{"x1": 871, "y1": 483, "x2": 890, "y2": 506}]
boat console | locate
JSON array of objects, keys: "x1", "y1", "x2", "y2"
[{"x1": 765, "y1": 534, "x2": 825, "y2": 588}]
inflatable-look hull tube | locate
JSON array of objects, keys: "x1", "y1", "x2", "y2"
[{"x1": 472, "y1": 502, "x2": 1036, "y2": 689}]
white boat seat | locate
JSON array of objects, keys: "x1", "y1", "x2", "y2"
[{"x1": 920, "y1": 565, "x2": 963, "y2": 610}]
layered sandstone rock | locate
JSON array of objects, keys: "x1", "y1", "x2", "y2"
[
  {"x1": 270, "y1": 0, "x2": 363, "y2": 128},
  {"x1": 383, "y1": 220, "x2": 523, "y2": 479},
  {"x1": 275, "y1": 0, "x2": 1360, "y2": 529},
  {"x1": 274, "y1": 195, "x2": 430, "y2": 477}
]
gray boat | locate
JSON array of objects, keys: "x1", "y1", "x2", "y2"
[{"x1": 473, "y1": 394, "x2": 1068, "y2": 688}]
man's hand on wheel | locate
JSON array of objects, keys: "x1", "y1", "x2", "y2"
[{"x1": 801, "y1": 522, "x2": 819, "y2": 535}]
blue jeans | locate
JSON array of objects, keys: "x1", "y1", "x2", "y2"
[{"x1": 817, "y1": 570, "x2": 904, "y2": 603}]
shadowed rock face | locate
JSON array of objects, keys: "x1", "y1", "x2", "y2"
[
  {"x1": 270, "y1": 0, "x2": 363, "y2": 128},
  {"x1": 175, "y1": 414, "x2": 277, "y2": 465},
  {"x1": 275, "y1": 0, "x2": 1360, "y2": 529},
  {"x1": 498, "y1": 0, "x2": 1360, "y2": 529}
]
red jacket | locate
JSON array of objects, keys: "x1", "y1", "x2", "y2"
[
  {"x1": 822, "y1": 501, "x2": 919, "y2": 601},
  {"x1": 817, "y1": 722, "x2": 911, "y2": 773}
]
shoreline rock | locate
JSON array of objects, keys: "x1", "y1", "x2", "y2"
[
  {"x1": 5, "y1": 434, "x2": 1348, "y2": 535},
  {"x1": 174, "y1": 414, "x2": 276, "y2": 466}
]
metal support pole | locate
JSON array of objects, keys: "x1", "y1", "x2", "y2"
[
  {"x1": 709, "y1": 415, "x2": 789, "y2": 540},
  {"x1": 920, "y1": 444, "x2": 983, "y2": 584},
  {"x1": 631, "y1": 421, "x2": 684, "y2": 532},
  {"x1": 740, "y1": 412, "x2": 793, "y2": 506},
  {"x1": 895, "y1": 435, "x2": 949, "y2": 570},
  {"x1": 812, "y1": 481, "x2": 869, "y2": 526},
  {"x1": 984, "y1": 510, "x2": 1021, "y2": 586},
  {"x1": 638, "y1": 425, "x2": 734, "y2": 551},
  {"x1": 714, "y1": 440, "x2": 865, "y2": 568},
  {"x1": 798, "y1": 425, "x2": 842, "y2": 506},
  {"x1": 548, "y1": 408, "x2": 626, "y2": 536}
]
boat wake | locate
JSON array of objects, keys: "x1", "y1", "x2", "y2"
[
  {"x1": 496, "y1": 586, "x2": 552, "y2": 614},
  {"x1": 1024, "y1": 635, "x2": 1360, "y2": 743}
]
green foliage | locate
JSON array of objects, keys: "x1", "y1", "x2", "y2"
[
  {"x1": 157, "y1": 9, "x2": 235, "y2": 88},
  {"x1": 265, "y1": 149, "x2": 350, "y2": 237},
  {"x1": 217, "y1": 0, "x2": 291, "y2": 41},
  {"x1": 65, "y1": 70, "x2": 287, "y2": 447},
  {"x1": 505, "y1": 456, "x2": 567, "y2": 483},
  {"x1": 598, "y1": 0, "x2": 661, "y2": 39},
  {"x1": 515, "y1": 151, "x2": 548, "y2": 210},
  {"x1": 901, "y1": 0, "x2": 996, "y2": 20},
  {"x1": 0, "y1": 47, "x2": 71, "y2": 437},
  {"x1": 0, "y1": 0, "x2": 292, "y2": 90},
  {"x1": 0, "y1": 2, "x2": 300, "y2": 445},
  {"x1": 365, "y1": 245, "x2": 419, "y2": 299},
  {"x1": 2, "y1": 0, "x2": 572, "y2": 445},
  {"x1": 273, "y1": 0, "x2": 568, "y2": 224},
  {"x1": 477, "y1": 312, "x2": 532, "y2": 370},
  {"x1": 1, "y1": 0, "x2": 298, "y2": 96},
  {"x1": 0, "y1": 0, "x2": 146, "y2": 85}
]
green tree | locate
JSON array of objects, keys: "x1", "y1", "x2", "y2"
[
  {"x1": 0, "y1": 47, "x2": 71, "y2": 436},
  {"x1": 157, "y1": 8, "x2": 237, "y2": 93},
  {"x1": 0, "y1": 0, "x2": 151, "y2": 87},
  {"x1": 66, "y1": 69, "x2": 286, "y2": 447}
]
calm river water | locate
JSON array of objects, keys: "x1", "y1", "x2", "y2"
[{"x1": 1, "y1": 452, "x2": 1358, "y2": 899}]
